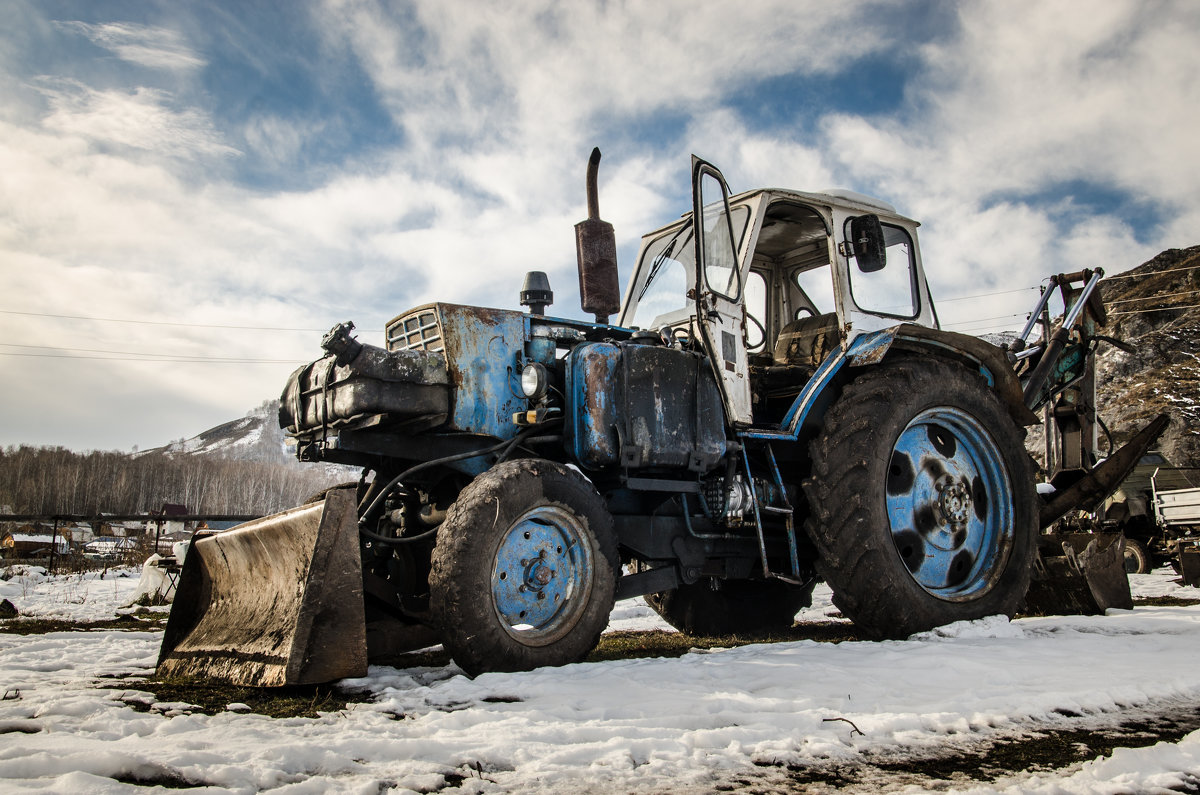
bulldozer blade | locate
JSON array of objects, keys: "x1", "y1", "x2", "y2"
[
  {"x1": 1039, "y1": 413, "x2": 1171, "y2": 529},
  {"x1": 157, "y1": 489, "x2": 367, "y2": 687},
  {"x1": 1022, "y1": 532, "x2": 1133, "y2": 616}
]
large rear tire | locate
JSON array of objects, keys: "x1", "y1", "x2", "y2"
[
  {"x1": 645, "y1": 577, "x2": 816, "y2": 636},
  {"x1": 804, "y1": 358, "x2": 1037, "y2": 639},
  {"x1": 430, "y1": 459, "x2": 618, "y2": 676}
]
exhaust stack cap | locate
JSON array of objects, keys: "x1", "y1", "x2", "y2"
[
  {"x1": 521, "y1": 271, "x2": 553, "y2": 315},
  {"x1": 575, "y1": 147, "x2": 620, "y2": 325}
]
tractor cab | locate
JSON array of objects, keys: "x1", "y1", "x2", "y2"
[{"x1": 618, "y1": 158, "x2": 938, "y2": 428}]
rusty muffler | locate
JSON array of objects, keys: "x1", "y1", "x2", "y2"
[
  {"x1": 157, "y1": 489, "x2": 367, "y2": 686},
  {"x1": 575, "y1": 147, "x2": 620, "y2": 325}
]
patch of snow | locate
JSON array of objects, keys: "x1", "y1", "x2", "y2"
[
  {"x1": 3, "y1": 570, "x2": 1200, "y2": 792},
  {"x1": 910, "y1": 614, "x2": 1025, "y2": 641},
  {"x1": 957, "y1": 730, "x2": 1200, "y2": 793},
  {"x1": 0, "y1": 566, "x2": 144, "y2": 622}
]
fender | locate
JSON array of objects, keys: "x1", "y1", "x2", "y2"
[
  {"x1": 881, "y1": 324, "x2": 1038, "y2": 427},
  {"x1": 739, "y1": 325, "x2": 1037, "y2": 445}
]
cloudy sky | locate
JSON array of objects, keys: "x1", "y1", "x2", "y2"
[{"x1": 1, "y1": 0, "x2": 1197, "y2": 452}]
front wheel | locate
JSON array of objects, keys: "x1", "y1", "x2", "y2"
[
  {"x1": 430, "y1": 459, "x2": 618, "y2": 676},
  {"x1": 804, "y1": 358, "x2": 1037, "y2": 639}
]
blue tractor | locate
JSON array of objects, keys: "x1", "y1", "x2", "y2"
[{"x1": 159, "y1": 151, "x2": 1158, "y2": 685}]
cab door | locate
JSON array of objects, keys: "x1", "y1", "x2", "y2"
[{"x1": 691, "y1": 157, "x2": 753, "y2": 425}]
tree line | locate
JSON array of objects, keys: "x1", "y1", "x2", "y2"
[{"x1": 0, "y1": 445, "x2": 346, "y2": 516}]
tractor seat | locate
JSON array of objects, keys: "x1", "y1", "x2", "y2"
[{"x1": 773, "y1": 313, "x2": 838, "y2": 369}]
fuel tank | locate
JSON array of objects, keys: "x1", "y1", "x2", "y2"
[{"x1": 565, "y1": 341, "x2": 726, "y2": 472}]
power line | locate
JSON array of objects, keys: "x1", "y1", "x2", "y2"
[
  {"x1": 0, "y1": 308, "x2": 382, "y2": 334},
  {"x1": 0, "y1": 342, "x2": 303, "y2": 360},
  {"x1": 1111, "y1": 303, "x2": 1200, "y2": 317},
  {"x1": 1104, "y1": 263, "x2": 1200, "y2": 280},
  {"x1": 0, "y1": 351, "x2": 301, "y2": 364},
  {"x1": 1107, "y1": 289, "x2": 1200, "y2": 305},
  {"x1": 937, "y1": 286, "x2": 1040, "y2": 303},
  {"x1": 943, "y1": 311, "x2": 1029, "y2": 329}
]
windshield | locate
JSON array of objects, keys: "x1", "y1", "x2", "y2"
[
  {"x1": 628, "y1": 225, "x2": 695, "y2": 330},
  {"x1": 626, "y1": 203, "x2": 750, "y2": 331}
]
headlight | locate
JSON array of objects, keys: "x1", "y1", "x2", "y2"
[{"x1": 520, "y1": 363, "x2": 549, "y2": 399}]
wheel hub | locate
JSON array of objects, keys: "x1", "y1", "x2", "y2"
[
  {"x1": 521, "y1": 552, "x2": 556, "y2": 591},
  {"x1": 935, "y1": 476, "x2": 971, "y2": 530}
]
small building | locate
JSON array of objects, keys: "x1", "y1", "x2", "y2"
[
  {"x1": 95, "y1": 518, "x2": 144, "y2": 538},
  {"x1": 83, "y1": 536, "x2": 139, "y2": 560},
  {"x1": 144, "y1": 503, "x2": 189, "y2": 539},
  {"x1": 2, "y1": 532, "x2": 71, "y2": 559},
  {"x1": 59, "y1": 523, "x2": 95, "y2": 546}
]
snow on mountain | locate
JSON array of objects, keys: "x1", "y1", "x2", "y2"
[{"x1": 142, "y1": 401, "x2": 291, "y2": 464}]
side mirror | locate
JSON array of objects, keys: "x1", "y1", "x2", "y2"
[{"x1": 848, "y1": 214, "x2": 886, "y2": 273}]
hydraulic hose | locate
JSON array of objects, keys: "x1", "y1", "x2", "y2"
[{"x1": 357, "y1": 422, "x2": 562, "y2": 545}]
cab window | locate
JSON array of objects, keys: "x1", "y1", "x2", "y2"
[
  {"x1": 744, "y1": 270, "x2": 768, "y2": 351},
  {"x1": 846, "y1": 222, "x2": 919, "y2": 318}
]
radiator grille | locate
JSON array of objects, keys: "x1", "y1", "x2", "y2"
[{"x1": 387, "y1": 309, "x2": 444, "y2": 352}]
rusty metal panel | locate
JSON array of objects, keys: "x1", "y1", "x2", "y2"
[
  {"x1": 566, "y1": 342, "x2": 726, "y2": 472},
  {"x1": 619, "y1": 344, "x2": 725, "y2": 471},
  {"x1": 566, "y1": 342, "x2": 621, "y2": 468},
  {"x1": 438, "y1": 304, "x2": 527, "y2": 440}
]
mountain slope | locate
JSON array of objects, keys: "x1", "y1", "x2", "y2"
[
  {"x1": 1096, "y1": 246, "x2": 1200, "y2": 468},
  {"x1": 146, "y1": 401, "x2": 292, "y2": 464}
]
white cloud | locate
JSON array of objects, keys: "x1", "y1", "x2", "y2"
[
  {"x1": 831, "y1": 1, "x2": 1200, "y2": 208},
  {"x1": 36, "y1": 79, "x2": 240, "y2": 160},
  {"x1": 315, "y1": 0, "x2": 881, "y2": 191},
  {"x1": 2, "y1": 0, "x2": 1198, "y2": 450},
  {"x1": 817, "y1": 0, "x2": 1200, "y2": 324},
  {"x1": 54, "y1": 21, "x2": 205, "y2": 72},
  {"x1": 241, "y1": 115, "x2": 324, "y2": 168}
]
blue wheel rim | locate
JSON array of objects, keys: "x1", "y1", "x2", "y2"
[
  {"x1": 886, "y1": 407, "x2": 1013, "y2": 601},
  {"x1": 491, "y1": 506, "x2": 593, "y2": 645}
]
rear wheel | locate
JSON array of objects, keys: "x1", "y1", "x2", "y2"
[
  {"x1": 1123, "y1": 538, "x2": 1151, "y2": 574},
  {"x1": 430, "y1": 459, "x2": 618, "y2": 676},
  {"x1": 804, "y1": 358, "x2": 1037, "y2": 639},
  {"x1": 645, "y1": 577, "x2": 816, "y2": 636}
]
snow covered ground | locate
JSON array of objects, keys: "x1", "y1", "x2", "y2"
[{"x1": 2, "y1": 565, "x2": 1200, "y2": 793}]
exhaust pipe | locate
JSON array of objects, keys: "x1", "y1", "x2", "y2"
[{"x1": 575, "y1": 147, "x2": 620, "y2": 325}]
